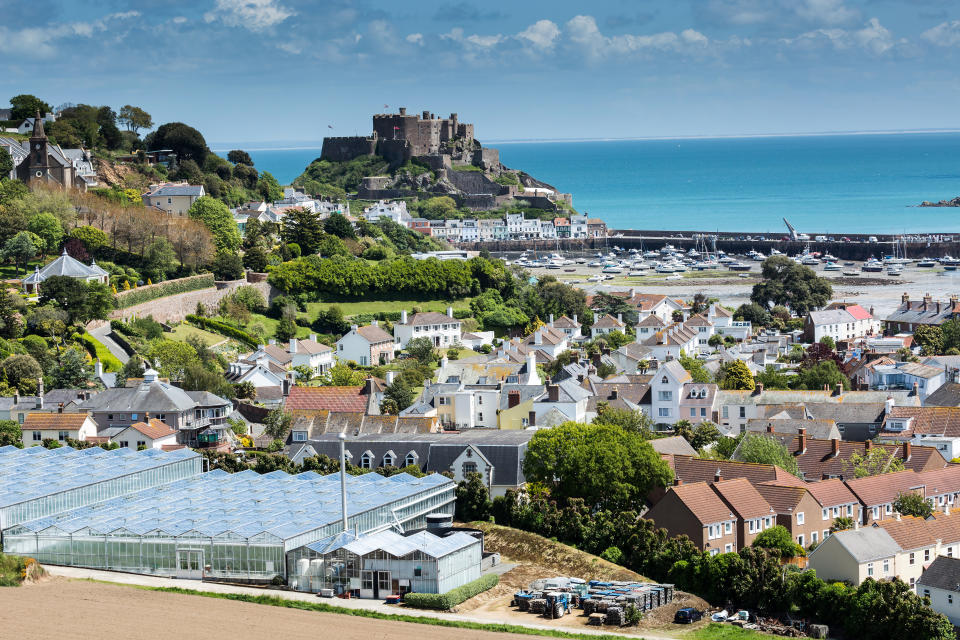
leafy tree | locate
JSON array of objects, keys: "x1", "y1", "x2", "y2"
[
  {"x1": 282, "y1": 208, "x2": 325, "y2": 254},
  {"x1": 690, "y1": 422, "x2": 722, "y2": 450},
  {"x1": 188, "y1": 196, "x2": 241, "y2": 252},
  {"x1": 257, "y1": 171, "x2": 283, "y2": 202},
  {"x1": 691, "y1": 292, "x2": 709, "y2": 315},
  {"x1": 718, "y1": 359, "x2": 755, "y2": 391},
  {"x1": 227, "y1": 149, "x2": 253, "y2": 166},
  {"x1": 263, "y1": 408, "x2": 293, "y2": 439},
  {"x1": 3, "y1": 231, "x2": 37, "y2": 275},
  {"x1": 51, "y1": 347, "x2": 90, "y2": 389},
  {"x1": 793, "y1": 360, "x2": 849, "y2": 391},
  {"x1": 115, "y1": 355, "x2": 145, "y2": 388},
  {"x1": 591, "y1": 292, "x2": 636, "y2": 324},
  {"x1": 0, "y1": 147, "x2": 13, "y2": 177},
  {"x1": 0, "y1": 419, "x2": 22, "y2": 448},
  {"x1": 678, "y1": 354, "x2": 713, "y2": 383},
  {"x1": 145, "y1": 122, "x2": 209, "y2": 163},
  {"x1": 21, "y1": 334, "x2": 54, "y2": 373},
  {"x1": 592, "y1": 405, "x2": 656, "y2": 437},
  {"x1": 941, "y1": 318, "x2": 960, "y2": 353},
  {"x1": 118, "y1": 105, "x2": 153, "y2": 133},
  {"x1": 455, "y1": 471, "x2": 491, "y2": 521},
  {"x1": 819, "y1": 335, "x2": 836, "y2": 351},
  {"x1": 39, "y1": 277, "x2": 114, "y2": 324},
  {"x1": 893, "y1": 492, "x2": 933, "y2": 518},
  {"x1": 840, "y1": 447, "x2": 905, "y2": 479},
  {"x1": 182, "y1": 364, "x2": 235, "y2": 399},
  {"x1": 756, "y1": 365, "x2": 793, "y2": 389},
  {"x1": 672, "y1": 419, "x2": 694, "y2": 442},
  {"x1": 1, "y1": 354, "x2": 42, "y2": 394},
  {"x1": 708, "y1": 333, "x2": 723, "y2": 347},
  {"x1": 734, "y1": 433, "x2": 802, "y2": 477},
  {"x1": 847, "y1": 578, "x2": 954, "y2": 640},
  {"x1": 243, "y1": 245, "x2": 268, "y2": 272},
  {"x1": 602, "y1": 331, "x2": 633, "y2": 350},
  {"x1": 523, "y1": 422, "x2": 674, "y2": 511},
  {"x1": 734, "y1": 302, "x2": 771, "y2": 326},
  {"x1": 752, "y1": 525, "x2": 803, "y2": 557},
  {"x1": 211, "y1": 251, "x2": 244, "y2": 281},
  {"x1": 830, "y1": 516, "x2": 854, "y2": 533},
  {"x1": 384, "y1": 376, "x2": 414, "y2": 412},
  {"x1": 421, "y1": 196, "x2": 457, "y2": 218},
  {"x1": 406, "y1": 336, "x2": 437, "y2": 364},
  {"x1": 751, "y1": 256, "x2": 832, "y2": 315},
  {"x1": 68, "y1": 225, "x2": 109, "y2": 254},
  {"x1": 317, "y1": 361, "x2": 366, "y2": 386},
  {"x1": 324, "y1": 213, "x2": 355, "y2": 239},
  {"x1": 0, "y1": 290, "x2": 25, "y2": 339},
  {"x1": 913, "y1": 324, "x2": 944, "y2": 356},
  {"x1": 148, "y1": 340, "x2": 200, "y2": 381},
  {"x1": 10, "y1": 94, "x2": 51, "y2": 121},
  {"x1": 275, "y1": 314, "x2": 297, "y2": 342}
]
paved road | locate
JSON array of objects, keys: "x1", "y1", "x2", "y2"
[
  {"x1": 43, "y1": 566, "x2": 673, "y2": 639},
  {"x1": 89, "y1": 324, "x2": 130, "y2": 365}
]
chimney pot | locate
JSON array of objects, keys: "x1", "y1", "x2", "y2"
[
  {"x1": 753, "y1": 383, "x2": 763, "y2": 396},
  {"x1": 798, "y1": 433, "x2": 806, "y2": 454},
  {"x1": 714, "y1": 470, "x2": 723, "y2": 483},
  {"x1": 674, "y1": 478, "x2": 683, "y2": 486},
  {"x1": 865, "y1": 440, "x2": 873, "y2": 451},
  {"x1": 767, "y1": 424, "x2": 774, "y2": 433}
]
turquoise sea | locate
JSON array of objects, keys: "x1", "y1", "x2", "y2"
[{"x1": 215, "y1": 132, "x2": 960, "y2": 234}]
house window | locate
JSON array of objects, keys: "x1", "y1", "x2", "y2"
[
  {"x1": 872, "y1": 506, "x2": 880, "y2": 519},
  {"x1": 822, "y1": 508, "x2": 829, "y2": 520},
  {"x1": 120, "y1": 441, "x2": 128, "y2": 448},
  {"x1": 131, "y1": 414, "x2": 138, "y2": 420},
  {"x1": 292, "y1": 430, "x2": 307, "y2": 442},
  {"x1": 739, "y1": 406, "x2": 746, "y2": 418},
  {"x1": 910, "y1": 578, "x2": 915, "y2": 589},
  {"x1": 360, "y1": 452, "x2": 374, "y2": 469},
  {"x1": 811, "y1": 531, "x2": 818, "y2": 543},
  {"x1": 658, "y1": 391, "x2": 673, "y2": 401},
  {"x1": 725, "y1": 543, "x2": 733, "y2": 553},
  {"x1": 885, "y1": 504, "x2": 893, "y2": 514},
  {"x1": 413, "y1": 566, "x2": 422, "y2": 577},
  {"x1": 724, "y1": 521, "x2": 732, "y2": 534},
  {"x1": 136, "y1": 440, "x2": 145, "y2": 448},
  {"x1": 690, "y1": 408, "x2": 696, "y2": 417},
  {"x1": 477, "y1": 412, "x2": 483, "y2": 421},
  {"x1": 867, "y1": 563, "x2": 874, "y2": 577},
  {"x1": 722, "y1": 406, "x2": 729, "y2": 419},
  {"x1": 658, "y1": 408, "x2": 670, "y2": 417},
  {"x1": 925, "y1": 549, "x2": 931, "y2": 562},
  {"x1": 108, "y1": 414, "x2": 114, "y2": 420},
  {"x1": 32, "y1": 431, "x2": 41, "y2": 441},
  {"x1": 709, "y1": 548, "x2": 719, "y2": 557},
  {"x1": 521, "y1": 418, "x2": 529, "y2": 426},
  {"x1": 909, "y1": 552, "x2": 915, "y2": 565},
  {"x1": 846, "y1": 505, "x2": 853, "y2": 516},
  {"x1": 661, "y1": 376, "x2": 668, "y2": 384},
  {"x1": 950, "y1": 547, "x2": 955, "y2": 558},
  {"x1": 883, "y1": 560, "x2": 890, "y2": 573},
  {"x1": 383, "y1": 453, "x2": 396, "y2": 467},
  {"x1": 798, "y1": 535, "x2": 805, "y2": 547},
  {"x1": 823, "y1": 529, "x2": 829, "y2": 539},
  {"x1": 924, "y1": 589, "x2": 930, "y2": 598},
  {"x1": 438, "y1": 397, "x2": 448, "y2": 405},
  {"x1": 764, "y1": 516, "x2": 771, "y2": 528},
  {"x1": 797, "y1": 512, "x2": 805, "y2": 525},
  {"x1": 701, "y1": 407, "x2": 707, "y2": 417},
  {"x1": 950, "y1": 595, "x2": 954, "y2": 605},
  {"x1": 405, "y1": 452, "x2": 418, "y2": 467},
  {"x1": 462, "y1": 461, "x2": 478, "y2": 476}
]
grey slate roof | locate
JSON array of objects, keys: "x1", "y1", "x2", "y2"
[
  {"x1": 498, "y1": 384, "x2": 544, "y2": 410},
  {"x1": 22, "y1": 250, "x2": 106, "y2": 284},
  {"x1": 300, "y1": 430, "x2": 534, "y2": 486},
  {"x1": 649, "y1": 436, "x2": 697, "y2": 456},
  {"x1": 80, "y1": 381, "x2": 228, "y2": 413},
  {"x1": 147, "y1": 184, "x2": 204, "y2": 197},
  {"x1": 924, "y1": 383, "x2": 960, "y2": 408},
  {"x1": 827, "y1": 527, "x2": 901, "y2": 562},
  {"x1": 918, "y1": 555, "x2": 960, "y2": 592},
  {"x1": 535, "y1": 379, "x2": 591, "y2": 404},
  {"x1": 808, "y1": 309, "x2": 855, "y2": 326}
]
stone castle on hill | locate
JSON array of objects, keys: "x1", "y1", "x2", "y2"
[{"x1": 319, "y1": 108, "x2": 568, "y2": 211}]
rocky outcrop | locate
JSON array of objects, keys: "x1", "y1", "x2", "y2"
[{"x1": 919, "y1": 197, "x2": 960, "y2": 207}]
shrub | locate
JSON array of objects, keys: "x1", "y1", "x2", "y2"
[
  {"x1": 79, "y1": 333, "x2": 123, "y2": 372},
  {"x1": 403, "y1": 574, "x2": 498, "y2": 610},
  {"x1": 114, "y1": 274, "x2": 215, "y2": 309},
  {"x1": 185, "y1": 314, "x2": 259, "y2": 348}
]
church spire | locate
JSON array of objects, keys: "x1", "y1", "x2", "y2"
[{"x1": 32, "y1": 109, "x2": 45, "y2": 138}]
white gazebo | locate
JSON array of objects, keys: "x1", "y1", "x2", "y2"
[{"x1": 21, "y1": 248, "x2": 109, "y2": 294}]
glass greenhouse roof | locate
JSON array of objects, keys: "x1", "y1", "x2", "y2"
[
  {"x1": 12, "y1": 467, "x2": 453, "y2": 543},
  {"x1": 0, "y1": 445, "x2": 200, "y2": 508}
]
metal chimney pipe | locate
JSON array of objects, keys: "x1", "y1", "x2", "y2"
[{"x1": 339, "y1": 432, "x2": 349, "y2": 532}]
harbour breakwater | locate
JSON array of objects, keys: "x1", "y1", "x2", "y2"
[{"x1": 464, "y1": 231, "x2": 960, "y2": 261}]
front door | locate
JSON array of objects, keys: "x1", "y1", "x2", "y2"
[
  {"x1": 376, "y1": 570, "x2": 392, "y2": 598},
  {"x1": 176, "y1": 549, "x2": 203, "y2": 579}
]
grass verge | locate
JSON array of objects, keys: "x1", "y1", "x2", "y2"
[
  {"x1": 96, "y1": 580, "x2": 646, "y2": 640},
  {"x1": 687, "y1": 623, "x2": 776, "y2": 639},
  {"x1": 167, "y1": 324, "x2": 227, "y2": 346},
  {"x1": 304, "y1": 299, "x2": 472, "y2": 318}
]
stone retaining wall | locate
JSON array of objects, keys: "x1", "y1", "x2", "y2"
[{"x1": 110, "y1": 278, "x2": 275, "y2": 324}]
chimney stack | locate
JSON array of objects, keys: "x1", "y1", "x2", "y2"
[
  {"x1": 95, "y1": 359, "x2": 103, "y2": 378},
  {"x1": 617, "y1": 313, "x2": 623, "y2": 325},
  {"x1": 309, "y1": 333, "x2": 317, "y2": 342},
  {"x1": 289, "y1": 339, "x2": 297, "y2": 354},
  {"x1": 865, "y1": 440, "x2": 873, "y2": 452},
  {"x1": 767, "y1": 424, "x2": 774, "y2": 433},
  {"x1": 714, "y1": 469, "x2": 723, "y2": 483},
  {"x1": 912, "y1": 381, "x2": 919, "y2": 397},
  {"x1": 903, "y1": 442, "x2": 912, "y2": 462},
  {"x1": 895, "y1": 512, "x2": 902, "y2": 521},
  {"x1": 946, "y1": 504, "x2": 951, "y2": 516},
  {"x1": 385, "y1": 370, "x2": 396, "y2": 385},
  {"x1": 547, "y1": 383, "x2": 559, "y2": 403},
  {"x1": 831, "y1": 438, "x2": 840, "y2": 458},
  {"x1": 447, "y1": 306, "x2": 453, "y2": 318},
  {"x1": 885, "y1": 396, "x2": 895, "y2": 415},
  {"x1": 902, "y1": 292, "x2": 910, "y2": 305},
  {"x1": 36, "y1": 378, "x2": 43, "y2": 409},
  {"x1": 753, "y1": 383, "x2": 764, "y2": 396},
  {"x1": 57, "y1": 402, "x2": 63, "y2": 414},
  {"x1": 401, "y1": 310, "x2": 408, "y2": 324},
  {"x1": 610, "y1": 387, "x2": 619, "y2": 400},
  {"x1": 674, "y1": 478, "x2": 683, "y2": 486},
  {"x1": 572, "y1": 313, "x2": 578, "y2": 325},
  {"x1": 834, "y1": 383, "x2": 842, "y2": 397},
  {"x1": 534, "y1": 331, "x2": 542, "y2": 346},
  {"x1": 549, "y1": 313, "x2": 554, "y2": 326},
  {"x1": 508, "y1": 390, "x2": 520, "y2": 408},
  {"x1": 798, "y1": 432, "x2": 807, "y2": 455}
]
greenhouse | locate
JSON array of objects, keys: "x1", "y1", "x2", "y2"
[
  {"x1": 288, "y1": 528, "x2": 481, "y2": 597},
  {"x1": 3, "y1": 465, "x2": 456, "y2": 583},
  {"x1": 0, "y1": 445, "x2": 201, "y2": 530}
]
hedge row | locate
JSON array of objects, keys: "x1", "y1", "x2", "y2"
[
  {"x1": 114, "y1": 274, "x2": 215, "y2": 309},
  {"x1": 185, "y1": 315, "x2": 259, "y2": 348},
  {"x1": 79, "y1": 333, "x2": 123, "y2": 372},
  {"x1": 403, "y1": 574, "x2": 498, "y2": 610}
]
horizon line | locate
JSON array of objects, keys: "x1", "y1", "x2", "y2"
[{"x1": 210, "y1": 127, "x2": 960, "y2": 151}]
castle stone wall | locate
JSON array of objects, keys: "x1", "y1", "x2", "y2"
[{"x1": 320, "y1": 136, "x2": 376, "y2": 162}]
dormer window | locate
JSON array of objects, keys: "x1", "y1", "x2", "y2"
[{"x1": 661, "y1": 376, "x2": 668, "y2": 384}]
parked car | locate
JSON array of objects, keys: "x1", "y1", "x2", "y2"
[{"x1": 675, "y1": 608, "x2": 703, "y2": 624}]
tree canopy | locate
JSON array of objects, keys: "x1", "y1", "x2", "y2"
[
  {"x1": 10, "y1": 94, "x2": 51, "y2": 121},
  {"x1": 734, "y1": 433, "x2": 802, "y2": 477},
  {"x1": 145, "y1": 122, "x2": 209, "y2": 163},
  {"x1": 188, "y1": 196, "x2": 241, "y2": 252},
  {"x1": 718, "y1": 359, "x2": 755, "y2": 390},
  {"x1": 522, "y1": 422, "x2": 673, "y2": 511},
  {"x1": 750, "y1": 256, "x2": 832, "y2": 315},
  {"x1": 118, "y1": 105, "x2": 153, "y2": 133}
]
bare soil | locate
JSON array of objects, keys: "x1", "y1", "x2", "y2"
[{"x1": 0, "y1": 578, "x2": 554, "y2": 640}]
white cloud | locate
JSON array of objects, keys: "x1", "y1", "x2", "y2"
[
  {"x1": 204, "y1": 0, "x2": 293, "y2": 32},
  {"x1": 406, "y1": 33, "x2": 424, "y2": 46},
  {"x1": 0, "y1": 12, "x2": 140, "y2": 57},
  {"x1": 794, "y1": 0, "x2": 858, "y2": 26},
  {"x1": 781, "y1": 17, "x2": 904, "y2": 55},
  {"x1": 172, "y1": 16, "x2": 188, "y2": 25},
  {"x1": 563, "y1": 15, "x2": 716, "y2": 60},
  {"x1": 922, "y1": 21, "x2": 960, "y2": 47},
  {"x1": 518, "y1": 19, "x2": 560, "y2": 50}
]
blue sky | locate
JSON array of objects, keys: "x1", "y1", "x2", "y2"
[{"x1": 3, "y1": 0, "x2": 960, "y2": 144}]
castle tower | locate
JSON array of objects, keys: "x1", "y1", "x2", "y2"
[{"x1": 27, "y1": 109, "x2": 51, "y2": 181}]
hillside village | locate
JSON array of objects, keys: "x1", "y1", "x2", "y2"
[{"x1": 3, "y1": 94, "x2": 960, "y2": 638}]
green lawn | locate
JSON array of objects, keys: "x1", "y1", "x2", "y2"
[
  {"x1": 0, "y1": 258, "x2": 46, "y2": 281},
  {"x1": 305, "y1": 298, "x2": 472, "y2": 318},
  {"x1": 168, "y1": 324, "x2": 227, "y2": 346},
  {"x1": 685, "y1": 623, "x2": 778, "y2": 639},
  {"x1": 244, "y1": 313, "x2": 312, "y2": 340}
]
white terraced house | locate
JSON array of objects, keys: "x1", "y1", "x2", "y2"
[{"x1": 393, "y1": 308, "x2": 462, "y2": 349}]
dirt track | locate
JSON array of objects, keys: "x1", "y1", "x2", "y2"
[{"x1": 0, "y1": 579, "x2": 542, "y2": 640}]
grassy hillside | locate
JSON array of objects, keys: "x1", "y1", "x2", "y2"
[{"x1": 469, "y1": 522, "x2": 644, "y2": 583}]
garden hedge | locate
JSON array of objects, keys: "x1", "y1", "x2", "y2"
[
  {"x1": 185, "y1": 315, "x2": 259, "y2": 348},
  {"x1": 403, "y1": 574, "x2": 498, "y2": 610},
  {"x1": 79, "y1": 333, "x2": 123, "y2": 372},
  {"x1": 114, "y1": 274, "x2": 215, "y2": 309}
]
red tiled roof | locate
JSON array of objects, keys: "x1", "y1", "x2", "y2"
[
  {"x1": 355, "y1": 325, "x2": 393, "y2": 343},
  {"x1": 845, "y1": 469, "x2": 922, "y2": 507},
  {"x1": 286, "y1": 386, "x2": 368, "y2": 413},
  {"x1": 126, "y1": 418, "x2": 175, "y2": 440},
  {"x1": 802, "y1": 478, "x2": 859, "y2": 508},
  {"x1": 669, "y1": 481, "x2": 735, "y2": 525},
  {"x1": 755, "y1": 483, "x2": 809, "y2": 514},
  {"x1": 23, "y1": 412, "x2": 90, "y2": 430},
  {"x1": 874, "y1": 515, "x2": 939, "y2": 550},
  {"x1": 669, "y1": 455, "x2": 807, "y2": 487},
  {"x1": 846, "y1": 304, "x2": 873, "y2": 320},
  {"x1": 916, "y1": 465, "x2": 960, "y2": 498},
  {"x1": 711, "y1": 477, "x2": 775, "y2": 519},
  {"x1": 885, "y1": 407, "x2": 960, "y2": 438}
]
